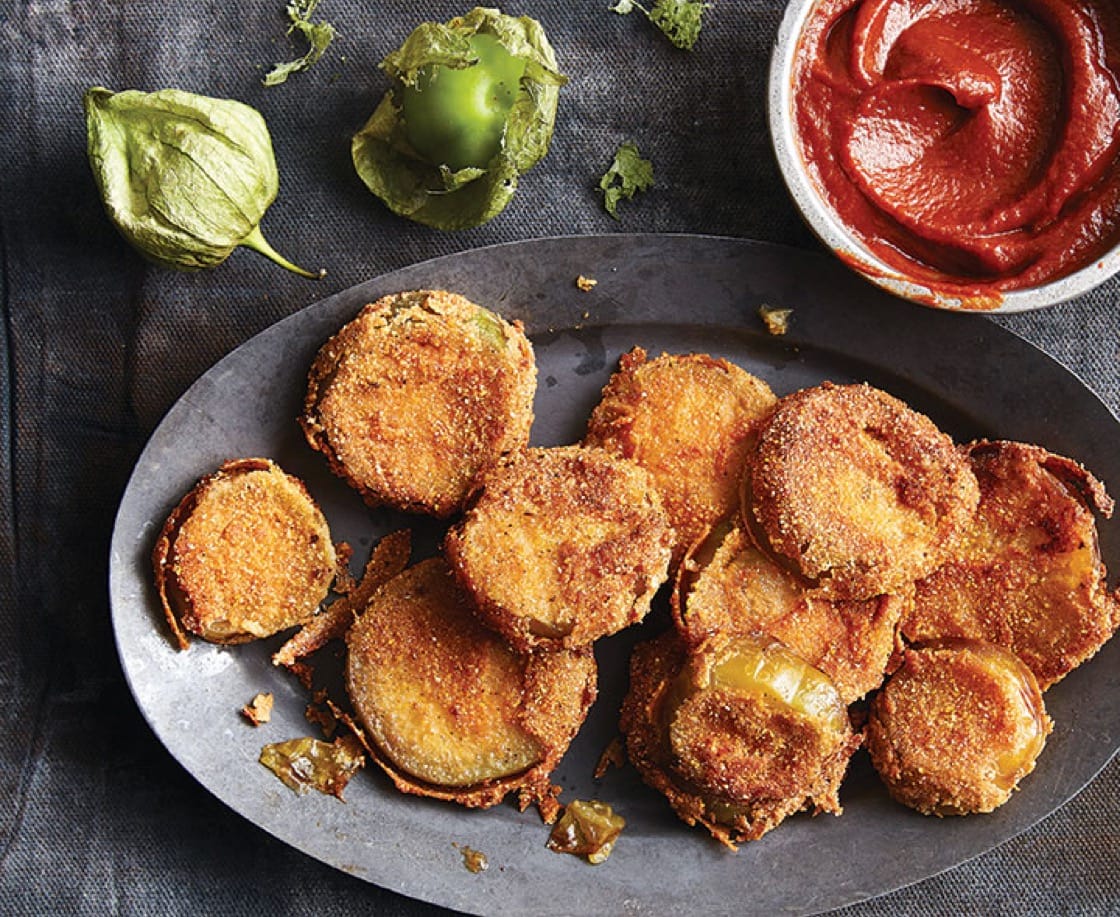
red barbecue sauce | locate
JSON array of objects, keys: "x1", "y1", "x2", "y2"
[{"x1": 793, "y1": 0, "x2": 1120, "y2": 305}]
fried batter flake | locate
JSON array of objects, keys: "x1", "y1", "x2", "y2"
[
  {"x1": 273, "y1": 529, "x2": 411, "y2": 670},
  {"x1": 259, "y1": 734, "x2": 366, "y2": 800},
  {"x1": 300, "y1": 290, "x2": 536, "y2": 518},
  {"x1": 904, "y1": 440, "x2": 1118, "y2": 689},
  {"x1": 585, "y1": 348, "x2": 776, "y2": 568}
]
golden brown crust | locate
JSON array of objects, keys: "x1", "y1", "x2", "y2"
[
  {"x1": 584, "y1": 348, "x2": 777, "y2": 568},
  {"x1": 345, "y1": 557, "x2": 596, "y2": 817},
  {"x1": 903, "y1": 439, "x2": 1118, "y2": 689},
  {"x1": 620, "y1": 632, "x2": 859, "y2": 848},
  {"x1": 444, "y1": 445, "x2": 674, "y2": 651},
  {"x1": 674, "y1": 526, "x2": 906, "y2": 703},
  {"x1": 272, "y1": 529, "x2": 412, "y2": 670},
  {"x1": 744, "y1": 382, "x2": 980, "y2": 600},
  {"x1": 866, "y1": 640, "x2": 1052, "y2": 815},
  {"x1": 300, "y1": 290, "x2": 536, "y2": 518},
  {"x1": 152, "y1": 458, "x2": 337, "y2": 649}
]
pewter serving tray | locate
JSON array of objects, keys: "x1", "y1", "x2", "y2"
[{"x1": 110, "y1": 235, "x2": 1120, "y2": 915}]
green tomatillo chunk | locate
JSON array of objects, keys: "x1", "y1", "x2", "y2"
[
  {"x1": 351, "y1": 7, "x2": 566, "y2": 231},
  {"x1": 83, "y1": 86, "x2": 323, "y2": 278}
]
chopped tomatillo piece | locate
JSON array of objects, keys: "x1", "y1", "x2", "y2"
[
  {"x1": 546, "y1": 800, "x2": 625, "y2": 864},
  {"x1": 263, "y1": 0, "x2": 336, "y2": 87},
  {"x1": 611, "y1": 0, "x2": 711, "y2": 51},
  {"x1": 84, "y1": 87, "x2": 324, "y2": 278},
  {"x1": 600, "y1": 142, "x2": 654, "y2": 219},
  {"x1": 351, "y1": 7, "x2": 566, "y2": 230},
  {"x1": 759, "y1": 305, "x2": 792, "y2": 336},
  {"x1": 259, "y1": 734, "x2": 365, "y2": 798}
]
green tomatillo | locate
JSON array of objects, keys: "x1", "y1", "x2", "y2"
[
  {"x1": 401, "y1": 33, "x2": 527, "y2": 173},
  {"x1": 84, "y1": 87, "x2": 323, "y2": 278},
  {"x1": 351, "y1": 7, "x2": 566, "y2": 231}
]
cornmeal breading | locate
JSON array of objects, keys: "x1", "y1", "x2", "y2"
[
  {"x1": 301, "y1": 290, "x2": 536, "y2": 518},
  {"x1": 744, "y1": 382, "x2": 980, "y2": 600},
  {"x1": 584, "y1": 348, "x2": 777, "y2": 568},
  {"x1": 346, "y1": 558, "x2": 596, "y2": 818},
  {"x1": 152, "y1": 458, "x2": 337, "y2": 649},
  {"x1": 444, "y1": 445, "x2": 674, "y2": 651}
]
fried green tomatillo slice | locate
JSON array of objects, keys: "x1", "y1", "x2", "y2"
[
  {"x1": 620, "y1": 632, "x2": 859, "y2": 847},
  {"x1": 674, "y1": 525, "x2": 906, "y2": 703},
  {"x1": 444, "y1": 445, "x2": 674, "y2": 651},
  {"x1": 346, "y1": 558, "x2": 596, "y2": 818},
  {"x1": 152, "y1": 458, "x2": 338, "y2": 649},
  {"x1": 584, "y1": 347, "x2": 777, "y2": 570},
  {"x1": 301, "y1": 290, "x2": 536, "y2": 518},
  {"x1": 744, "y1": 382, "x2": 979, "y2": 600},
  {"x1": 867, "y1": 640, "x2": 1052, "y2": 816},
  {"x1": 904, "y1": 440, "x2": 1119, "y2": 689}
]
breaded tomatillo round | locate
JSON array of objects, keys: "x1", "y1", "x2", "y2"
[
  {"x1": 621, "y1": 631, "x2": 859, "y2": 847},
  {"x1": 904, "y1": 439, "x2": 1119, "y2": 690},
  {"x1": 867, "y1": 640, "x2": 1052, "y2": 816},
  {"x1": 674, "y1": 525, "x2": 906, "y2": 704},
  {"x1": 152, "y1": 458, "x2": 337, "y2": 649},
  {"x1": 300, "y1": 290, "x2": 536, "y2": 518},
  {"x1": 744, "y1": 382, "x2": 979, "y2": 600},
  {"x1": 584, "y1": 348, "x2": 777, "y2": 568},
  {"x1": 444, "y1": 445, "x2": 674, "y2": 651},
  {"x1": 346, "y1": 558, "x2": 596, "y2": 818}
]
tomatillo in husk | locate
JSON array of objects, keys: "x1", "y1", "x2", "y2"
[{"x1": 351, "y1": 7, "x2": 566, "y2": 230}]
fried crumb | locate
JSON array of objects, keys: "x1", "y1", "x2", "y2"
[
  {"x1": 594, "y1": 736, "x2": 626, "y2": 778},
  {"x1": 306, "y1": 701, "x2": 339, "y2": 738},
  {"x1": 241, "y1": 692, "x2": 274, "y2": 726},
  {"x1": 454, "y1": 843, "x2": 490, "y2": 873},
  {"x1": 759, "y1": 305, "x2": 792, "y2": 335},
  {"x1": 576, "y1": 275, "x2": 598, "y2": 292}
]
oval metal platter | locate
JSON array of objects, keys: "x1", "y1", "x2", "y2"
[{"x1": 109, "y1": 235, "x2": 1120, "y2": 915}]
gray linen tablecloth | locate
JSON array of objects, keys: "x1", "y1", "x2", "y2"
[{"x1": 2, "y1": 1, "x2": 1118, "y2": 913}]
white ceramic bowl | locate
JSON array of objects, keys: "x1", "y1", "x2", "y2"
[{"x1": 768, "y1": 0, "x2": 1120, "y2": 313}]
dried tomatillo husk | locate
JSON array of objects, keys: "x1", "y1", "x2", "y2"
[
  {"x1": 351, "y1": 7, "x2": 566, "y2": 230},
  {"x1": 83, "y1": 87, "x2": 323, "y2": 278}
]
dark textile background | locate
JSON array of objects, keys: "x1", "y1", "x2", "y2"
[{"x1": 2, "y1": 1, "x2": 1118, "y2": 913}]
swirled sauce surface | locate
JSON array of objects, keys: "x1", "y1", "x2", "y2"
[{"x1": 793, "y1": 0, "x2": 1120, "y2": 299}]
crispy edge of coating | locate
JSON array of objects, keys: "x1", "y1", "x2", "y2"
[
  {"x1": 444, "y1": 445, "x2": 674, "y2": 651},
  {"x1": 299, "y1": 290, "x2": 536, "y2": 518},
  {"x1": 152, "y1": 458, "x2": 337, "y2": 650},
  {"x1": 620, "y1": 631, "x2": 859, "y2": 848},
  {"x1": 344, "y1": 558, "x2": 597, "y2": 821},
  {"x1": 744, "y1": 382, "x2": 979, "y2": 600},
  {"x1": 272, "y1": 528, "x2": 412, "y2": 670},
  {"x1": 584, "y1": 347, "x2": 777, "y2": 568},
  {"x1": 865, "y1": 640, "x2": 1053, "y2": 816},
  {"x1": 904, "y1": 439, "x2": 1119, "y2": 689},
  {"x1": 673, "y1": 525, "x2": 906, "y2": 704}
]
